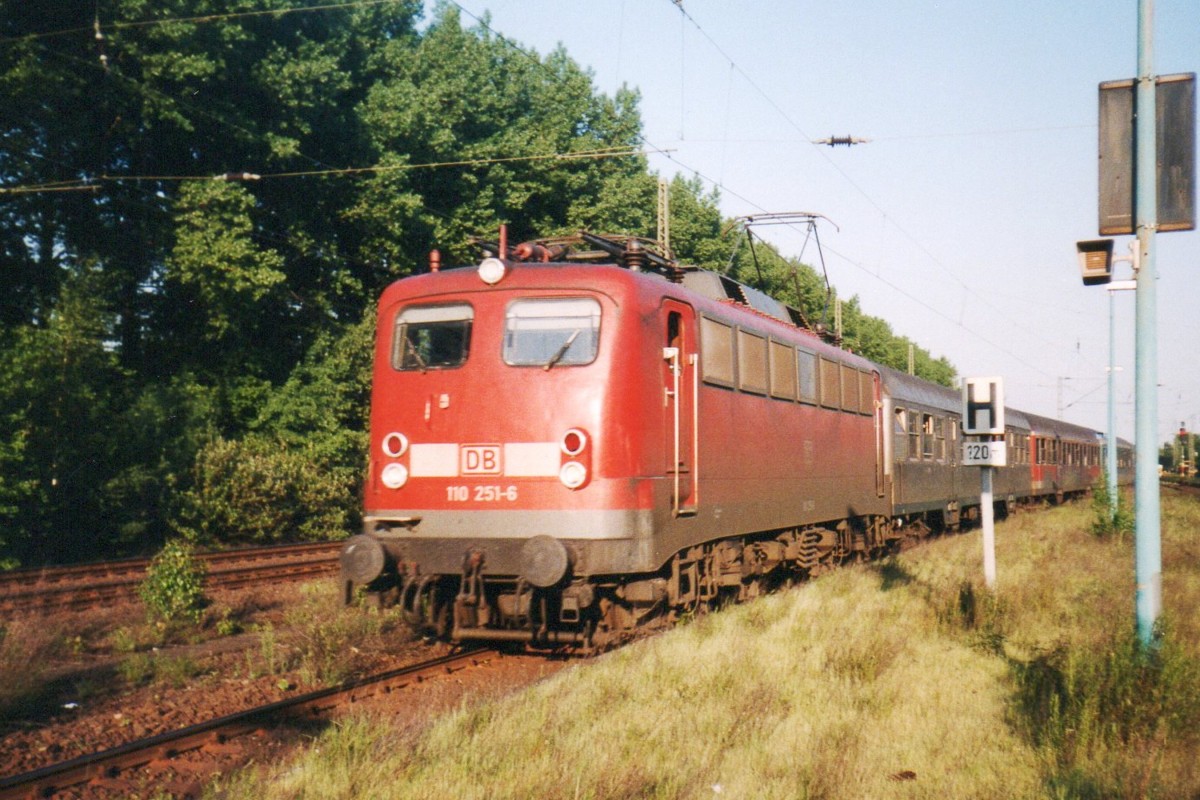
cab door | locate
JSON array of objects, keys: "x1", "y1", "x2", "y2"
[{"x1": 662, "y1": 300, "x2": 698, "y2": 516}]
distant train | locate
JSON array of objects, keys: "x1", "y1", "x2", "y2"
[{"x1": 339, "y1": 233, "x2": 1134, "y2": 648}]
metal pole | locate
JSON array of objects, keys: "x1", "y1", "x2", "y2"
[
  {"x1": 1134, "y1": 0, "x2": 1162, "y2": 645},
  {"x1": 1107, "y1": 288, "x2": 1118, "y2": 519},
  {"x1": 981, "y1": 466, "x2": 996, "y2": 589}
]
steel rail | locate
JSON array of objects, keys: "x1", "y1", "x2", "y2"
[
  {"x1": 0, "y1": 647, "x2": 497, "y2": 800},
  {"x1": 0, "y1": 542, "x2": 342, "y2": 614}
]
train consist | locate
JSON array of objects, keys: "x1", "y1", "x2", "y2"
[{"x1": 340, "y1": 233, "x2": 1133, "y2": 649}]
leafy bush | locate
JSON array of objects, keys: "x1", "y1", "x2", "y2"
[
  {"x1": 172, "y1": 435, "x2": 357, "y2": 545},
  {"x1": 139, "y1": 539, "x2": 208, "y2": 623},
  {"x1": 170, "y1": 319, "x2": 373, "y2": 547},
  {"x1": 1090, "y1": 475, "x2": 1133, "y2": 538}
]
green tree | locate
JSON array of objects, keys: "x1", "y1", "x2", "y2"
[
  {"x1": 171, "y1": 314, "x2": 374, "y2": 545},
  {"x1": 0, "y1": 270, "x2": 127, "y2": 565},
  {"x1": 350, "y1": 6, "x2": 654, "y2": 269}
]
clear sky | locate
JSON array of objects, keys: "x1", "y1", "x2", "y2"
[{"x1": 438, "y1": 0, "x2": 1198, "y2": 447}]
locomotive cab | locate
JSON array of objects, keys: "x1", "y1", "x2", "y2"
[{"x1": 346, "y1": 247, "x2": 687, "y2": 648}]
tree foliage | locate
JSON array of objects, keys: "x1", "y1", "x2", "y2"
[{"x1": 0, "y1": 2, "x2": 955, "y2": 566}]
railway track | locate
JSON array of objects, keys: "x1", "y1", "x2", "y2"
[
  {"x1": 1163, "y1": 480, "x2": 1200, "y2": 498},
  {"x1": 0, "y1": 541, "x2": 342, "y2": 615},
  {"x1": 0, "y1": 647, "x2": 501, "y2": 800}
]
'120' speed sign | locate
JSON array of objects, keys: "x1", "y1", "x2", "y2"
[{"x1": 963, "y1": 439, "x2": 1007, "y2": 467}]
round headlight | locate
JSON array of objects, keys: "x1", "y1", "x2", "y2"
[
  {"x1": 380, "y1": 462, "x2": 409, "y2": 489},
  {"x1": 382, "y1": 432, "x2": 409, "y2": 458},
  {"x1": 478, "y1": 257, "x2": 507, "y2": 285},
  {"x1": 559, "y1": 461, "x2": 588, "y2": 490},
  {"x1": 561, "y1": 428, "x2": 588, "y2": 457}
]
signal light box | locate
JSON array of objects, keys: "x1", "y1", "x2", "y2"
[{"x1": 1076, "y1": 239, "x2": 1114, "y2": 285}]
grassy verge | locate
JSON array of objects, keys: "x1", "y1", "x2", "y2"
[
  {"x1": 0, "y1": 620, "x2": 64, "y2": 720},
  {"x1": 211, "y1": 493, "x2": 1200, "y2": 799}
]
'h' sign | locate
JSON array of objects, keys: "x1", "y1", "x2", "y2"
[{"x1": 962, "y1": 377, "x2": 1005, "y2": 435}]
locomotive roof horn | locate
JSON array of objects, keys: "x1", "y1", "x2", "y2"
[{"x1": 468, "y1": 230, "x2": 686, "y2": 282}]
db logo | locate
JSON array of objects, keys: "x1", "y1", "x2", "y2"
[{"x1": 460, "y1": 445, "x2": 502, "y2": 475}]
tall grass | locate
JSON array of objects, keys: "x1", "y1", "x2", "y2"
[
  {"x1": 910, "y1": 494, "x2": 1200, "y2": 797},
  {"x1": 209, "y1": 494, "x2": 1200, "y2": 799},
  {"x1": 0, "y1": 620, "x2": 62, "y2": 721}
]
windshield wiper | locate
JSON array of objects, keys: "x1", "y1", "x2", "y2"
[
  {"x1": 404, "y1": 336, "x2": 428, "y2": 373},
  {"x1": 543, "y1": 329, "x2": 582, "y2": 371}
]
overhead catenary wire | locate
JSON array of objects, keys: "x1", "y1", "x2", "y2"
[
  {"x1": 0, "y1": 148, "x2": 649, "y2": 194},
  {"x1": 0, "y1": 0, "x2": 412, "y2": 45}
]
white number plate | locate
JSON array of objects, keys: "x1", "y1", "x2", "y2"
[
  {"x1": 963, "y1": 440, "x2": 1007, "y2": 467},
  {"x1": 446, "y1": 485, "x2": 519, "y2": 502}
]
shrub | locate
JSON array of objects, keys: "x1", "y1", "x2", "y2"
[
  {"x1": 139, "y1": 539, "x2": 207, "y2": 623},
  {"x1": 1090, "y1": 475, "x2": 1133, "y2": 538},
  {"x1": 172, "y1": 435, "x2": 356, "y2": 546}
]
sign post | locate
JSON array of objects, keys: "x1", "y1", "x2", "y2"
[{"x1": 962, "y1": 377, "x2": 1006, "y2": 590}]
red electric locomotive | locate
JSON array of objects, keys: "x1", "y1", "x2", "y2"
[
  {"x1": 341, "y1": 232, "x2": 1129, "y2": 649},
  {"x1": 343, "y1": 234, "x2": 893, "y2": 648}
]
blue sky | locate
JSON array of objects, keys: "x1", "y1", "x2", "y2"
[{"x1": 438, "y1": 0, "x2": 1198, "y2": 446}]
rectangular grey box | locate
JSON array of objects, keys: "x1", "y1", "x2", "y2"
[{"x1": 1098, "y1": 73, "x2": 1195, "y2": 235}]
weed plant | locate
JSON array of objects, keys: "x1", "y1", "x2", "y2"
[
  {"x1": 238, "y1": 582, "x2": 413, "y2": 687},
  {"x1": 117, "y1": 652, "x2": 208, "y2": 689},
  {"x1": 139, "y1": 539, "x2": 207, "y2": 624},
  {"x1": 1089, "y1": 476, "x2": 1133, "y2": 539}
]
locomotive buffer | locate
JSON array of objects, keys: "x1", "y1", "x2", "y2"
[{"x1": 962, "y1": 377, "x2": 1006, "y2": 590}]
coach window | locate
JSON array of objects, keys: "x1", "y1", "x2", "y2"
[
  {"x1": 858, "y1": 370, "x2": 875, "y2": 415},
  {"x1": 701, "y1": 317, "x2": 735, "y2": 386},
  {"x1": 820, "y1": 357, "x2": 840, "y2": 409},
  {"x1": 933, "y1": 416, "x2": 946, "y2": 461},
  {"x1": 908, "y1": 411, "x2": 921, "y2": 460},
  {"x1": 504, "y1": 298, "x2": 600, "y2": 367},
  {"x1": 839, "y1": 364, "x2": 858, "y2": 414},
  {"x1": 894, "y1": 408, "x2": 908, "y2": 459},
  {"x1": 769, "y1": 340, "x2": 797, "y2": 400},
  {"x1": 738, "y1": 329, "x2": 769, "y2": 395},
  {"x1": 393, "y1": 303, "x2": 473, "y2": 371},
  {"x1": 797, "y1": 349, "x2": 818, "y2": 404},
  {"x1": 922, "y1": 413, "x2": 935, "y2": 460}
]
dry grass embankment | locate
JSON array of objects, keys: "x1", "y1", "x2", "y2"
[{"x1": 211, "y1": 493, "x2": 1200, "y2": 799}]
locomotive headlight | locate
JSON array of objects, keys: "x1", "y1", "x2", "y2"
[
  {"x1": 380, "y1": 462, "x2": 409, "y2": 490},
  {"x1": 561, "y1": 428, "x2": 588, "y2": 456},
  {"x1": 382, "y1": 432, "x2": 409, "y2": 458},
  {"x1": 559, "y1": 461, "x2": 588, "y2": 490},
  {"x1": 478, "y1": 257, "x2": 507, "y2": 285}
]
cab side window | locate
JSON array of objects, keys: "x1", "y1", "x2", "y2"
[{"x1": 392, "y1": 303, "x2": 473, "y2": 371}]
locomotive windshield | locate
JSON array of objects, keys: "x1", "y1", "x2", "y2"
[
  {"x1": 392, "y1": 304, "x2": 473, "y2": 371},
  {"x1": 503, "y1": 298, "x2": 601, "y2": 368}
]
